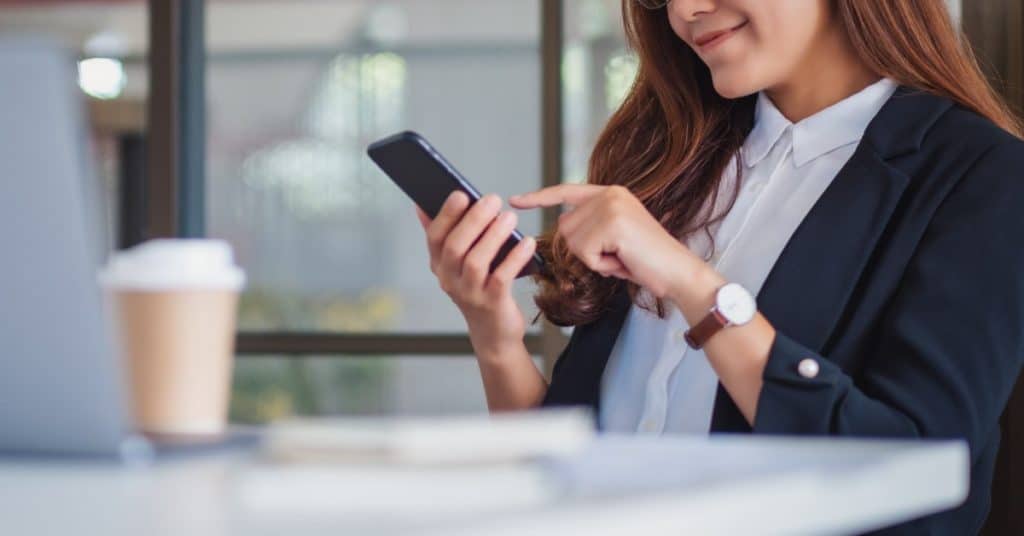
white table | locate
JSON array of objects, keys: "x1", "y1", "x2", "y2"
[{"x1": 0, "y1": 435, "x2": 968, "y2": 535}]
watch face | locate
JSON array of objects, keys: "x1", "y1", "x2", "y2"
[{"x1": 716, "y1": 283, "x2": 756, "y2": 325}]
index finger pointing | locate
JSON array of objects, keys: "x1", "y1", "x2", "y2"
[{"x1": 509, "y1": 184, "x2": 605, "y2": 209}]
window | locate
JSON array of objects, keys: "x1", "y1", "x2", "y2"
[
  {"x1": 201, "y1": 0, "x2": 550, "y2": 419},
  {"x1": 206, "y1": 0, "x2": 543, "y2": 334},
  {"x1": 563, "y1": 0, "x2": 631, "y2": 185},
  {"x1": 230, "y1": 355, "x2": 544, "y2": 422}
]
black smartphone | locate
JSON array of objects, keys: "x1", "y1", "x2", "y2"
[{"x1": 367, "y1": 131, "x2": 544, "y2": 278}]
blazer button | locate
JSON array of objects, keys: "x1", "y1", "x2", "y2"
[{"x1": 798, "y1": 358, "x2": 820, "y2": 379}]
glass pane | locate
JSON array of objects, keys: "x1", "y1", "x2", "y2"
[
  {"x1": 945, "y1": 0, "x2": 962, "y2": 24},
  {"x1": 563, "y1": 0, "x2": 630, "y2": 186},
  {"x1": 230, "y1": 355, "x2": 544, "y2": 423},
  {"x1": 0, "y1": 1, "x2": 149, "y2": 254},
  {"x1": 206, "y1": 0, "x2": 543, "y2": 333}
]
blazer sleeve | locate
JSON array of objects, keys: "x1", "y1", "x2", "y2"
[{"x1": 752, "y1": 141, "x2": 1024, "y2": 454}]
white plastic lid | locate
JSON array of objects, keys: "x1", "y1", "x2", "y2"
[{"x1": 99, "y1": 239, "x2": 246, "y2": 291}]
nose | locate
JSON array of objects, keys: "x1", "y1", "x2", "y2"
[{"x1": 670, "y1": 0, "x2": 717, "y2": 22}]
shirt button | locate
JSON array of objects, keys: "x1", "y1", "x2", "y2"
[
  {"x1": 749, "y1": 181, "x2": 765, "y2": 193},
  {"x1": 798, "y1": 358, "x2": 820, "y2": 379},
  {"x1": 640, "y1": 419, "x2": 658, "y2": 433}
]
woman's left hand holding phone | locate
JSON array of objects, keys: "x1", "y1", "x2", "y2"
[{"x1": 415, "y1": 191, "x2": 548, "y2": 411}]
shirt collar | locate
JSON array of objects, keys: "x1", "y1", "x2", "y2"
[{"x1": 741, "y1": 77, "x2": 898, "y2": 168}]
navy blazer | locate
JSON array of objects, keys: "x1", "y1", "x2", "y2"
[{"x1": 542, "y1": 87, "x2": 1024, "y2": 535}]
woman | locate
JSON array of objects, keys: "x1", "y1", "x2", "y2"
[{"x1": 416, "y1": 1, "x2": 1024, "y2": 533}]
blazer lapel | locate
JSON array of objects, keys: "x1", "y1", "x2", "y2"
[
  {"x1": 754, "y1": 87, "x2": 954, "y2": 352},
  {"x1": 710, "y1": 87, "x2": 954, "y2": 431},
  {"x1": 755, "y1": 149, "x2": 909, "y2": 350}
]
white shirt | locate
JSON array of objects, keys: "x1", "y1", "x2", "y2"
[{"x1": 600, "y1": 78, "x2": 899, "y2": 435}]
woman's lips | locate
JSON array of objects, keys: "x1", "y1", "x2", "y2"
[{"x1": 694, "y1": 21, "x2": 748, "y2": 51}]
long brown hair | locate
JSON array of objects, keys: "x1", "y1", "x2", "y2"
[{"x1": 533, "y1": 0, "x2": 1023, "y2": 327}]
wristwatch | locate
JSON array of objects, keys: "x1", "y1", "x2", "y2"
[{"x1": 683, "y1": 282, "x2": 756, "y2": 350}]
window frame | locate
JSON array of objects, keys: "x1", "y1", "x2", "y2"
[{"x1": 143, "y1": 0, "x2": 569, "y2": 374}]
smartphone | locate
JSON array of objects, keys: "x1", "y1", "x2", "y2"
[{"x1": 367, "y1": 131, "x2": 544, "y2": 278}]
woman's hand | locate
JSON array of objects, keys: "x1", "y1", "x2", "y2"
[
  {"x1": 510, "y1": 184, "x2": 705, "y2": 301},
  {"x1": 416, "y1": 191, "x2": 538, "y2": 360},
  {"x1": 512, "y1": 183, "x2": 775, "y2": 423}
]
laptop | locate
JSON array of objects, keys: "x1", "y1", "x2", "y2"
[{"x1": 0, "y1": 37, "x2": 253, "y2": 461}]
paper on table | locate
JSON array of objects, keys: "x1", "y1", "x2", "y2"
[
  {"x1": 261, "y1": 407, "x2": 595, "y2": 465},
  {"x1": 235, "y1": 462, "x2": 560, "y2": 527}
]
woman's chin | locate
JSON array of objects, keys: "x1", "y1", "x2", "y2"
[{"x1": 710, "y1": 72, "x2": 761, "y2": 100}]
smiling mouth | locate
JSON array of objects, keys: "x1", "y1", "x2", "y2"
[{"x1": 694, "y1": 20, "x2": 748, "y2": 50}]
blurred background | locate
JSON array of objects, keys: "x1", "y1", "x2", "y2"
[{"x1": 0, "y1": 0, "x2": 989, "y2": 424}]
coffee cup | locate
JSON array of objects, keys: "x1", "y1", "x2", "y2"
[{"x1": 100, "y1": 239, "x2": 245, "y2": 437}]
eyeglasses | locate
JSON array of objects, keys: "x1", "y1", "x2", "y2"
[{"x1": 635, "y1": 0, "x2": 671, "y2": 9}]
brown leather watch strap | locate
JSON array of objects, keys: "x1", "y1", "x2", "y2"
[{"x1": 684, "y1": 308, "x2": 729, "y2": 350}]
